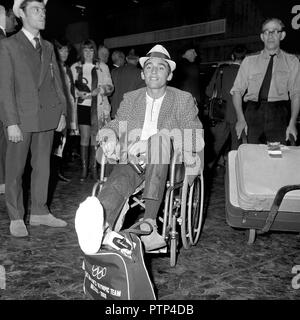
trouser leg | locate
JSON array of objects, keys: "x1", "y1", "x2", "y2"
[
  {"x1": 30, "y1": 130, "x2": 54, "y2": 216},
  {"x1": 5, "y1": 132, "x2": 31, "y2": 221},
  {"x1": 98, "y1": 164, "x2": 143, "y2": 229},
  {"x1": 264, "y1": 101, "x2": 289, "y2": 144},
  {"x1": 244, "y1": 101, "x2": 265, "y2": 144},
  {"x1": 0, "y1": 122, "x2": 6, "y2": 185},
  {"x1": 143, "y1": 133, "x2": 170, "y2": 220}
]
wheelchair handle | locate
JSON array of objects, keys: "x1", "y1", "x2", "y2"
[{"x1": 128, "y1": 161, "x2": 145, "y2": 176}]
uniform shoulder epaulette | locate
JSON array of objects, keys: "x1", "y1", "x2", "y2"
[
  {"x1": 280, "y1": 50, "x2": 298, "y2": 59},
  {"x1": 245, "y1": 51, "x2": 261, "y2": 57}
]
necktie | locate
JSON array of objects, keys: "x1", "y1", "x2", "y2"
[
  {"x1": 258, "y1": 54, "x2": 276, "y2": 102},
  {"x1": 33, "y1": 37, "x2": 42, "y2": 59}
]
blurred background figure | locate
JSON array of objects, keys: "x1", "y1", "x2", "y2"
[
  {"x1": 71, "y1": 40, "x2": 113, "y2": 181},
  {"x1": 110, "y1": 48, "x2": 145, "y2": 119},
  {"x1": 205, "y1": 44, "x2": 247, "y2": 169},
  {"x1": 51, "y1": 39, "x2": 78, "y2": 184},
  {"x1": 110, "y1": 49, "x2": 126, "y2": 71},
  {"x1": 98, "y1": 44, "x2": 110, "y2": 65},
  {"x1": 172, "y1": 44, "x2": 202, "y2": 117}
]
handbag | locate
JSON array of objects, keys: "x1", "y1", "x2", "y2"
[
  {"x1": 209, "y1": 68, "x2": 226, "y2": 122},
  {"x1": 82, "y1": 221, "x2": 156, "y2": 300}
]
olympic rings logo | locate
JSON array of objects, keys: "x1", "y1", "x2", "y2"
[{"x1": 92, "y1": 265, "x2": 107, "y2": 280}]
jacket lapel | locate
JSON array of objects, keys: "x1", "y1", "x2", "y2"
[
  {"x1": 132, "y1": 88, "x2": 147, "y2": 130},
  {"x1": 39, "y1": 38, "x2": 51, "y2": 87},
  {"x1": 158, "y1": 88, "x2": 174, "y2": 130},
  {"x1": 16, "y1": 31, "x2": 39, "y2": 87}
]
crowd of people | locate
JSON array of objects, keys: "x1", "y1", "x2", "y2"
[{"x1": 0, "y1": 1, "x2": 299, "y2": 255}]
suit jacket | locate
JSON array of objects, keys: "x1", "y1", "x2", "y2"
[
  {"x1": 104, "y1": 86, "x2": 204, "y2": 155},
  {"x1": 110, "y1": 64, "x2": 145, "y2": 119},
  {"x1": 0, "y1": 31, "x2": 67, "y2": 132}
]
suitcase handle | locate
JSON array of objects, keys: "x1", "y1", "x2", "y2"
[
  {"x1": 258, "y1": 184, "x2": 300, "y2": 234},
  {"x1": 241, "y1": 133, "x2": 297, "y2": 146}
]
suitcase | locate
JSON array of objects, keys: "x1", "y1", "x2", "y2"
[{"x1": 225, "y1": 144, "x2": 300, "y2": 244}]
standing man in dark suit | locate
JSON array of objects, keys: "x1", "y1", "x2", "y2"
[
  {"x1": 110, "y1": 49, "x2": 145, "y2": 119},
  {"x1": 0, "y1": 5, "x2": 18, "y2": 195},
  {"x1": 0, "y1": 0, "x2": 67, "y2": 237}
]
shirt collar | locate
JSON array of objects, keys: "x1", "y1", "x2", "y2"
[
  {"x1": 146, "y1": 92, "x2": 166, "y2": 103},
  {"x1": 262, "y1": 48, "x2": 282, "y2": 59},
  {"x1": 0, "y1": 25, "x2": 6, "y2": 36},
  {"x1": 22, "y1": 27, "x2": 40, "y2": 43}
]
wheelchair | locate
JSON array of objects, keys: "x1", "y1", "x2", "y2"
[{"x1": 91, "y1": 146, "x2": 205, "y2": 267}]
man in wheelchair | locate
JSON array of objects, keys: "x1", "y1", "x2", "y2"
[{"x1": 75, "y1": 44, "x2": 204, "y2": 254}]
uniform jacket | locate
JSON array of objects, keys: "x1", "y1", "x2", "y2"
[
  {"x1": 104, "y1": 86, "x2": 204, "y2": 156},
  {"x1": 0, "y1": 31, "x2": 67, "y2": 132}
]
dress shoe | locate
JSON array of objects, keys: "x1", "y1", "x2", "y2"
[
  {"x1": 0, "y1": 184, "x2": 5, "y2": 194},
  {"x1": 75, "y1": 196, "x2": 105, "y2": 255},
  {"x1": 10, "y1": 220, "x2": 28, "y2": 237},
  {"x1": 30, "y1": 214, "x2": 67, "y2": 227},
  {"x1": 140, "y1": 218, "x2": 167, "y2": 251}
]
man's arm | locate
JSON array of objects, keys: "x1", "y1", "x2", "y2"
[
  {"x1": 0, "y1": 40, "x2": 24, "y2": 143},
  {"x1": 0, "y1": 40, "x2": 20, "y2": 127},
  {"x1": 232, "y1": 92, "x2": 247, "y2": 139},
  {"x1": 286, "y1": 94, "x2": 300, "y2": 141},
  {"x1": 205, "y1": 68, "x2": 218, "y2": 98},
  {"x1": 176, "y1": 93, "x2": 204, "y2": 180},
  {"x1": 230, "y1": 58, "x2": 249, "y2": 139},
  {"x1": 286, "y1": 57, "x2": 300, "y2": 141},
  {"x1": 50, "y1": 45, "x2": 67, "y2": 132}
]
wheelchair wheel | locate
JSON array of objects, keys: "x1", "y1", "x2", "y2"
[
  {"x1": 180, "y1": 176, "x2": 191, "y2": 250},
  {"x1": 187, "y1": 172, "x2": 204, "y2": 246}
]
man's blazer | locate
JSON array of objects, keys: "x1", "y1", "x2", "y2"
[
  {"x1": 105, "y1": 86, "x2": 204, "y2": 154},
  {"x1": 0, "y1": 31, "x2": 66, "y2": 132}
]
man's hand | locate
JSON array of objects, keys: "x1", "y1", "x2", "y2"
[
  {"x1": 7, "y1": 125, "x2": 23, "y2": 143},
  {"x1": 102, "y1": 139, "x2": 117, "y2": 159},
  {"x1": 235, "y1": 119, "x2": 248, "y2": 139},
  {"x1": 56, "y1": 115, "x2": 66, "y2": 132},
  {"x1": 128, "y1": 140, "x2": 148, "y2": 160},
  {"x1": 286, "y1": 123, "x2": 297, "y2": 142},
  {"x1": 91, "y1": 87, "x2": 101, "y2": 97}
]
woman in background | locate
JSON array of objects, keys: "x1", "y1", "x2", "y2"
[
  {"x1": 71, "y1": 40, "x2": 113, "y2": 181},
  {"x1": 52, "y1": 39, "x2": 77, "y2": 183}
]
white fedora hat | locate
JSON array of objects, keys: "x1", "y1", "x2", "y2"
[
  {"x1": 139, "y1": 44, "x2": 176, "y2": 72},
  {"x1": 13, "y1": 0, "x2": 48, "y2": 18}
]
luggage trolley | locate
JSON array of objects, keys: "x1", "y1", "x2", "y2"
[
  {"x1": 92, "y1": 147, "x2": 205, "y2": 267},
  {"x1": 225, "y1": 140, "x2": 300, "y2": 245}
]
